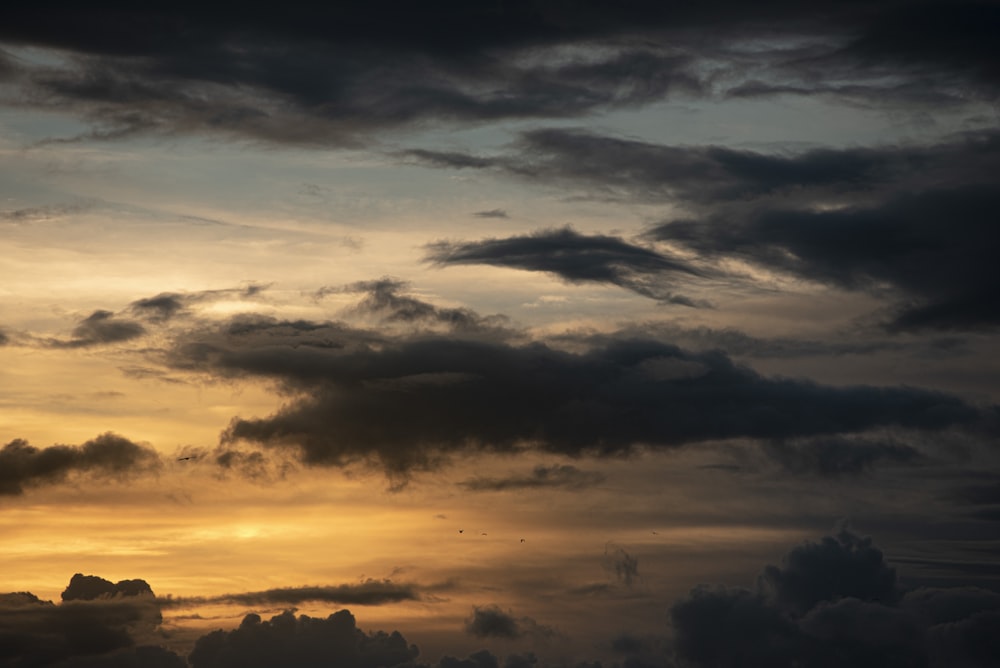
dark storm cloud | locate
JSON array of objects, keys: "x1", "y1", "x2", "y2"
[
  {"x1": 464, "y1": 606, "x2": 553, "y2": 640},
  {"x1": 425, "y1": 227, "x2": 709, "y2": 305},
  {"x1": 0, "y1": 577, "x2": 165, "y2": 667},
  {"x1": 0, "y1": 433, "x2": 161, "y2": 496},
  {"x1": 48, "y1": 310, "x2": 146, "y2": 348},
  {"x1": 4, "y1": 3, "x2": 994, "y2": 146},
  {"x1": 188, "y1": 609, "x2": 419, "y2": 668},
  {"x1": 652, "y1": 183, "x2": 1000, "y2": 331},
  {"x1": 670, "y1": 528, "x2": 1000, "y2": 668},
  {"x1": 160, "y1": 580, "x2": 423, "y2": 609},
  {"x1": 459, "y1": 464, "x2": 606, "y2": 492},
  {"x1": 166, "y1": 310, "x2": 989, "y2": 475}
]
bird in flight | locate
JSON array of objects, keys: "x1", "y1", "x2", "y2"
[
  {"x1": 177, "y1": 456, "x2": 195, "y2": 461},
  {"x1": 520, "y1": 538, "x2": 525, "y2": 543},
  {"x1": 459, "y1": 529, "x2": 464, "y2": 534}
]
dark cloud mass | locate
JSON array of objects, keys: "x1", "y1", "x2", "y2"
[
  {"x1": 62, "y1": 574, "x2": 155, "y2": 602},
  {"x1": 3, "y1": 3, "x2": 995, "y2": 146},
  {"x1": 0, "y1": 433, "x2": 161, "y2": 495},
  {"x1": 167, "y1": 314, "x2": 985, "y2": 474},
  {"x1": 188, "y1": 609, "x2": 418, "y2": 668},
  {"x1": 670, "y1": 529, "x2": 1000, "y2": 668},
  {"x1": 425, "y1": 227, "x2": 708, "y2": 305},
  {"x1": 653, "y1": 184, "x2": 1000, "y2": 331}
]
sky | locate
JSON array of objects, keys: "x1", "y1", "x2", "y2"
[{"x1": 1, "y1": 2, "x2": 999, "y2": 666}]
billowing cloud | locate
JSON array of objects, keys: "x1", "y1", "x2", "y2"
[
  {"x1": 459, "y1": 464, "x2": 605, "y2": 492},
  {"x1": 464, "y1": 606, "x2": 553, "y2": 640},
  {"x1": 62, "y1": 574, "x2": 155, "y2": 602},
  {"x1": 0, "y1": 433, "x2": 161, "y2": 496},
  {"x1": 0, "y1": 575, "x2": 166, "y2": 667},
  {"x1": 670, "y1": 528, "x2": 1000, "y2": 668},
  {"x1": 188, "y1": 609, "x2": 419, "y2": 668},
  {"x1": 425, "y1": 227, "x2": 709, "y2": 305},
  {"x1": 128, "y1": 284, "x2": 269, "y2": 322}
]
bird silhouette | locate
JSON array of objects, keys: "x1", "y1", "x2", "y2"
[{"x1": 459, "y1": 529, "x2": 464, "y2": 533}]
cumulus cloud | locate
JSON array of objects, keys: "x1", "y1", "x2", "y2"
[
  {"x1": 0, "y1": 574, "x2": 166, "y2": 667},
  {"x1": 0, "y1": 433, "x2": 161, "y2": 496},
  {"x1": 425, "y1": 226, "x2": 709, "y2": 305},
  {"x1": 464, "y1": 606, "x2": 554, "y2": 640},
  {"x1": 670, "y1": 528, "x2": 1000, "y2": 668},
  {"x1": 188, "y1": 609, "x2": 419, "y2": 668},
  {"x1": 459, "y1": 464, "x2": 606, "y2": 492}
]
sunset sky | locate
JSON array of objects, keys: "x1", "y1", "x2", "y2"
[{"x1": 1, "y1": 2, "x2": 999, "y2": 667}]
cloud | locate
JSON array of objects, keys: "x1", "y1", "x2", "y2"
[
  {"x1": 0, "y1": 575, "x2": 167, "y2": 667},
  {"x1": 464, "y1": 606, "x2": 553, "y2": 640},
  {"x1": 761, "y1": 436, "x2": 922, "y2": 477},
  {"x1": 473, "y1": 209, "x2": 509, "y2": 219},
  {"x1": 48, "y1": 310, "x2": 146, "y2": 348},
  {"x1": 406, "y1": 124, "x2": 1000, "y2": 206},
  {"x1": 425, "y1": 226, "x2": 709, "y2": 305},
  {"x1": 459, "y1": 464, "x2": 605, "y2": 492},
  {"x1": 653, "y1": 183, "x2": 1000, "y2": 331},
  {"x1": 161, "y1": 580, "x2": 423, "y2": 609},
  {"x1": 0, "y1": 433, "x2": 161, "y2": 496},
  {"x1": 320, "y1": 278, "x2": 514, "y2": 336},
  {"x1": 2, "y1": 4, "x2": 996, "y2": 146},
  {"x1": 167, "y1": 313, "x2": 986, "y2": 475},
  {"x1": 128, "y1": 284, "x2": 269, "y2": 322},
  {"x1": 188, "y1": 609, "x2": 419, "y2": 668},
  {"x1": 670, "y1": 527, "x2": 1000, "y2": 668},
  {"x1": 62, "y1": 574, "x2": 155, "y2": 602}
]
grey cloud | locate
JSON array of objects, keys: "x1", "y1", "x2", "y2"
[
  {"x1": 425, "y1": 227, "x2": 709, "y2": 305},
  {"x1": 62, "y1": 574, "x2": 155, "y2": 602},
  {"x1": 0, "y1": 576, "x2": 165, "y2": 667},
  {"x1": 653, "y1": 183, "x2": 1000, "y2": 331},
  {"x1": 464, "y1": 606, "x2": 553, "y2": 640},
  {"x1": 322, "y1": 278, "x2": 515, "y2": 336},
  {"x1": 163, "y1": 313, "x2": 989, "y2": 475},
  {"x1": 188, "y1": 609, "x2": 419, "y2": 668},
  {"x1": 671, "y1": 528, "x2": 1000, "y2": 668},
  {"x1": 459, "y1": 464, "x2": 606, "y2": 492},
  {"x1": 473, "y1": 209, "x2": 509, "y2": 219},
  {"x1": 762, "y1": 436, "x2": 922, "y2": 477},
  {"x1": 4, "y1": 4, "x2": 991, "y2": 146},
  {"x1": 0, "y1": 433, "x2": 161, "y2": 496},
  {"x1": 128, "y1": 284, "x2": 269, "y2": 322},
  {"x1": 407, "y1": 127, "x2": 1000, "y2": 206},
  {"x1": 49, "y1": 310, "x2": 146, "y2": 348},
  {"x1": 161, "y1": 580, "x2": 423, "y2": 609}
]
